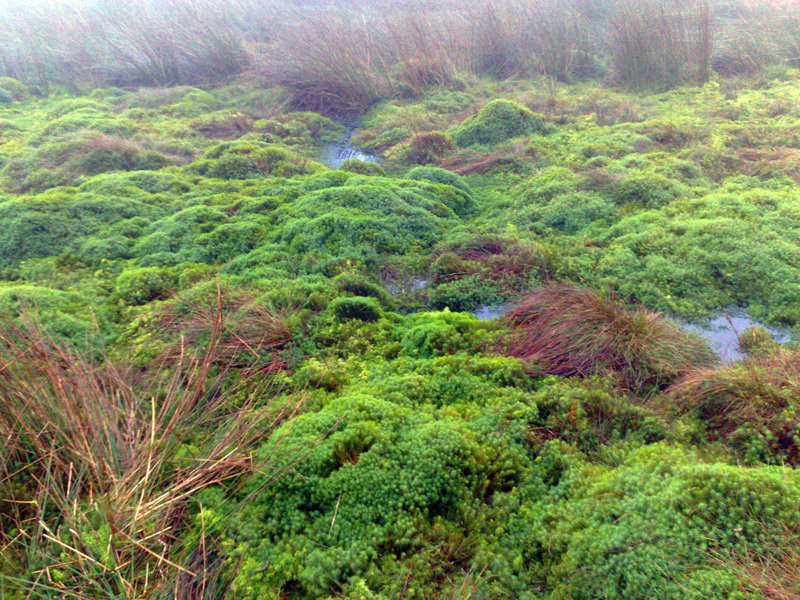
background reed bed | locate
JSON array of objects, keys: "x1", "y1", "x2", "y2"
[{"x1": 0, "y1": 0, "x2": 795, "y2": 110}]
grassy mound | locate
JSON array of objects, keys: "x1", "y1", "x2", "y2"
[
  {"x1": 449, "y1": 99, "x2": 553, "y2": 146},
  {"x1": 504, "y1": 284, "x2": 717, "y2": 393},
  {"x1": 656, "y1": 348, "x2": 800, "y2": 464}
]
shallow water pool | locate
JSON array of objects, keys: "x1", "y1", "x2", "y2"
[{"x1": 682, "y1": 311, "x2": 791, "y2": 362}]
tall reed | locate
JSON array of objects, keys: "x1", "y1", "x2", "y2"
[
  {"x1": 607, "y1": 0, "x2": 714, "y2": 90},
  {"x1": 255, "y1": 11, "x2": 396, "y2": 114}
]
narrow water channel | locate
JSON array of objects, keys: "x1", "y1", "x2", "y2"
[{"x1": 320, "y1": 118, "x2": 382, "y2": 169}]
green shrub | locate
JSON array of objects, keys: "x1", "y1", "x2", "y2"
[
  {"x1": 196, "y1": 393, "x2": 486, "y2": 598},
  {"x1": 79, "y1": 171, "x2": 190, "y2": 195},
  {"x1": 0, "y1": 285, "x2": 104, "y2": 344},
  {"x1": 276, "y1": 183, "x2": 455, "y2": 256},
  {"x1": 398, "y1": 179, "x2": 475, "y2": 217},
  {"x1": 514, "y1": 166, "x2": 583, "y2": 203},
  {"x1": 166, "y1": 88, "x2": 218, "y2": 117},
  {"x1": 368, "y1": 354, "x2": 530, "y2": 411},
  {"x1": 611, "y1": 170, "x2": 688, "y2": 208},
  {"x1": 133, "y1": 205, "x2": 229, "y2": 262},
  {"x1": 522, "y1": 191, "x2": 618, "y2": 234},
  {"x1": 0, "y1": 194, "x2": 155, "y2": 268},
  {"x1": 400, "y1": 310, "x2": 491, "y2": 358},
  {"x1": 530, "y1": 376, "x2": 669, "y2": 452},
  {"x1": 0, "y1": 77, "x2": 30, "y2": 101},
  {"x1": 333, "y1": 273, "x2": 391, "y2": 305},
  {"x1": 449, "y1": 99, "x2": 554, "y2": 146},
  {"x1": 37, "y1": 109, "x2": 135, "y2": 141},
  {"x1": 516, "y1": 444, "x2": 800, "y2": 599},
  {"x1": 594, "y1": 192, "x2": 800, "y2": 323},
  {"x1": 291, "y1": 357, "x2": 347, "y2": 392},
  {"x1": 77, "y1": 235, "x2": 134, "y2": 262},
  {"x1": 199, "y1": 143, "x2": 318, "y2": 179},
  {"x1": 198, "y1": 219, "x2": 270, "y2": 263},
  {"x1": 429, "y1": 274, "x2": 499, "y2": 312}
]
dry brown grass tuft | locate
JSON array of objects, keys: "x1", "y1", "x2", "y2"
[
  {"x1": 503, "y1": 284, "x2": 717, "y2": 394},
  {"x1": 155, "y1": 287, "x2": 293, "y2": 373},
  {"x1": 654, "y1": 347, "x2": 800, "y2": 458},
  {"x1": 0, "y1": 296, "x2": 303, "y2": 597},
  {"x1": 436, "y1": 235, "x2": 561, "y2": 295}
]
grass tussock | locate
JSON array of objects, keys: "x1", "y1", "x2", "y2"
[
  {"x1": 732, "y1": 545, "x2": 800, "y2": 600},
  {"x1": 0, "y1": 303, "x2": 303, "y2": 597},
  {"x1": 433, "y1": 235, "x2": 561, "y2": 296},
  {"x1": 655, "y1": 347, "x2": 800, "y2": 461},
  {"x1": 156, "y1": 288, "x2": 293, "y2": 371},
  {"x1": 503, "y1": 284, "x2": 717, "y2": 393}
]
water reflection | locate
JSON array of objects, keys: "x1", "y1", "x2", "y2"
[
  {"x1": 683, "y1": 311, "x2": 790, "y2": 362},
  {"x1": 472, "y1": 304, "x2": 506, "y2": 321}
]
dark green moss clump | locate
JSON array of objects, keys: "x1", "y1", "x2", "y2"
[{"x1": 331, "y1": 296, "x2": 383, "y2": 321}]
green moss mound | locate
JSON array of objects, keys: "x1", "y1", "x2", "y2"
[{"x1": 449, "y1": 99, "x2": 554, "y2": 146}]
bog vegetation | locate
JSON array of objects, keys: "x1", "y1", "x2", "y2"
[{"x1": 3, "y1": 0, "x2": 800, "y2": 598}]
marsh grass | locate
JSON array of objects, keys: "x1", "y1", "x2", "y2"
[
  {"x1": 504, "y1": 284, "x2": 717, "y2": 394},
  {"x1": 0, "y1": 0, "x2": 256, "y2": 89},
  {"x1": 0, "y1": 297, "x2": 304, "y2": 597},
  {"x1": 385, "y1": 12, "x2": 461, "y2": 97},
  {"x1": 254, "y1": 11, "x2": 397, "y2": 115},
  {"x1": 713, "y1": 1, "x2": 790, "y2": 75}
]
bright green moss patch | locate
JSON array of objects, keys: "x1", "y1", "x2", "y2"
[{"x1": 449, "y1": 99, "x2": 554, "y2": 146}]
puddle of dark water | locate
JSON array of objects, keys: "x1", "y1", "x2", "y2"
[
  {"x1": 320, "y1": 119, "x2": 382, "y2": 169},
  {"x1": 471, "y1": 304, "x2": 506, "y2": 321},
  {"x1": 683, "y1": 311, "x2": 791, "y2": 362},
  {"x1": 387, "y1": 277, "x2": 429, "y2": 296}
]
